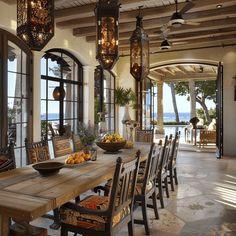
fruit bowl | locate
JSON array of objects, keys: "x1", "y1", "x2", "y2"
[
  {"x1": 32, "y1": 162, "x2": 64, "y2": 177},
  {"x1": 96, "y1": 141, "x2": 126, "y2": 153}
]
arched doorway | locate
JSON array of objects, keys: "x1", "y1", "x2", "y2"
[{"x1": 149, "y1": 60, "x2": 223, "y2": 157}]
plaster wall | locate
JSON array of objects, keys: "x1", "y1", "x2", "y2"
[{"x1": 116, "y1": 46, "x2": 236, "y2": 156}]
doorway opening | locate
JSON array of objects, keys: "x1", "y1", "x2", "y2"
[{"x1": 149, "y1": 60, "x2": 222, "y2": 154}]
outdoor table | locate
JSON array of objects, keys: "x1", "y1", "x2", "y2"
[{"x1": 0, "y1": 143, "x2": 150, "y2": 236}]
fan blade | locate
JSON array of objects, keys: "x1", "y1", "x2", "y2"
[
  {"x1": 179, "y1": 1, "x2": 195, "y2": 15},
  {"x1": 185, "y1": 20, "x2": 200, "y2": 26}
]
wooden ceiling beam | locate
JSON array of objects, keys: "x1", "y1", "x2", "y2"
[
  {"x1": 119, "y1": 36, "x2": 236, "y2": 54},
  {"x1": 73, "y1": 6, "x2": 236, "y2": 37},
  {"x1": 57, "y1": 6, "x2": 236, "y2": 29},
  {"x1": 118, "y1": 28, "x2": 236, "y2": 46}
]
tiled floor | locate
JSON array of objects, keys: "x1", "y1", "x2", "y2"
[{"x1": 32, "y1": 148, "x2": 236, "y2": 235}]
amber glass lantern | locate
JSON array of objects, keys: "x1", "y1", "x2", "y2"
[
  {"x1": 95, "y1": 0, "x2": 119, "y2": 70},
  {"x1": 17, "y1": 0, "x2": 54, "y2": 51},
  {"x1": 130, "y1": 15, "x2": 149, "y2": 81},
  {"x1": 53, "y1": 86, "x2": 65, "y2": 101}
]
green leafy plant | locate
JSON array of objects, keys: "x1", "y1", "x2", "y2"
[
  {"x1": 77, "y1": 122, "x2": 98, "y2": 147},
  {"x1": 114, "y1": 87, "x2": 136, "y2": 107}
]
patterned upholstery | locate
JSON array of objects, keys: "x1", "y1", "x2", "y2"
[
  {"x1": 60, "y1": 195, "x2": 130, "y2": 231},
  {"x1": 27, "y1": 146, "x2": 50, "y2": 164},
  {"x1": 52, "y1": 137, "x2": 73, "y2": 158},
  {"x1": 0, "y1": 142, "x2": 15, "y2": 172}
]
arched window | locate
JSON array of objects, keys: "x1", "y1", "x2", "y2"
[
  {"x1": 0, "y1": 28, "x2": 33, "y2": 167},
  {"x1": 94, "y1": 66, "x2": 115, "y2": 133},
  {"x1": 41, "y1": 49, "x2": 83, "y2": 138}
]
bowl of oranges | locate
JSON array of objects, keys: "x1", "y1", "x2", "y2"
[
  {"x1": 96, "y1": 133, "x2": 126, "y2": 153},
  {"x1": 65, "y1": 151, "x2": 91, "y2": 166}
]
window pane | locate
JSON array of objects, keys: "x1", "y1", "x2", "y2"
[
  {"x1": 8, "y1": 72, "x2": 17, "y2": 97},
  {"x1": 22, "y1": 75, "x2": 28, "y2": 98},
  {"x1": 48, "y1": 101, "x2": 59, "y2": 120},
  {"x1": 41, "y1": 79, "x2": 47, "y2": 99},
  {"x1": 48, "y1": 59, "x2": 61, "y2": 78}
]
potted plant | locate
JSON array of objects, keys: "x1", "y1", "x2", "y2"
[{"x1": 114, "y1": 87, "x2": 136, "y2": 124}]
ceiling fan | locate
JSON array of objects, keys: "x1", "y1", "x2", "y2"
[{"x1": 169, "y1": 0, "x2": 199, "y2": 27}]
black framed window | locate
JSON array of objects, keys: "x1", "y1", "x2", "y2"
[
  {"x1": 41, "y1": 49, "x2": 83, "y2": 139},
  {"x1": 94, "y1": 66, "x2": 115, "y2": 133},
  {"x1": 136, "y1": 78, "x2": 157, "y2": 130},
  {"x1": 0, "y1": 28, "x2": 32, "y2": 167}
]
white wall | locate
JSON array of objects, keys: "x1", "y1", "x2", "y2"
[{"x1": 116, "y1": 46, "x2": 236, "y2": 157}]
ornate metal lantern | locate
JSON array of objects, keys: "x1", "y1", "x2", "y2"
[
  {"x1": 130, "y1": 14, "x2": 149, "y2": 81},
  {"x1": 17, "y1": 0, "x2": 54, "y2": 51},
  {"x1": 95, "y1": 0, "x2": 119, "y2": 70}
]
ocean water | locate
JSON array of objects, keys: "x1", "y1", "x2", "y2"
[
  {"x1": 41, "y1": 112, "x2": 190, "y2": 122},
  {"x1": 163, "y1": 112, "x2": 190, "y2": 122}
]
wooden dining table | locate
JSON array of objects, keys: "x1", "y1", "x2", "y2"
[{"x1": 0, "y1": 143, "x2": 150, "y2": 236}]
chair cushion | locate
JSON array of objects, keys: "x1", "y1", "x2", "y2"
[
  {"x1": 60, "y1": 195, "x2": 130, "y2": 231},
  {"x1": 135, "y1": 180, "x2": 154, "y2": 195},
  {"x1": 0, "y1": 155, "x2": 8, "y2": 165},
  {"x1": 27, "y1": 146, "x2": 50, "y2": 164}
]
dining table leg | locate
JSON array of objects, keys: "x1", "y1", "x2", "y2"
[{"x1": 0, "y1": 214, "x2": 10, "y2": 236}]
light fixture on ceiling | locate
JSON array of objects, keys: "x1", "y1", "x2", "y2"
[
  {"x1": 17, "y1": 0, "x2": 54, "y2": 51},
  {"x1": 169, "y1": 0, "x2": 184, "y2": 27},
  {"x1": 95, "y1": 0, "x2": 120, "y2": 70},
  {"x1": 216, "y1": 4, "x2": 223, "y2": 8},
  {"x1": 160, "y1": 39, "x2": 171, "y2": 50},
  {"x1": 130, "y1": 7, "x2": 149, "y2": 81}
]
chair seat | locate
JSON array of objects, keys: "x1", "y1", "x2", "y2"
[{"x1": 60, "y1": 195, "x2": 130, "y2": 231}]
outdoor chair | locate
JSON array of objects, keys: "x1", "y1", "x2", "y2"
[
  {"x1": 156, "y1": 135, "x2": 172, "y2": 208},
  {"x1": 25, "y1": 138, "x2": 60, "y2": 230},
  {"x1": 52, "y1": 136, "x2": 73, "y2": 158},
  {"x1": 60, "y1": 153, "x2": 141, "y2": 236},
  {"x1": 168, "y1": 132, "x2": 180, "y2": 191},
  {"x1": 0, "y1": 141, "x2": 15, "y2": 173},
  {"x1": 134, "y1": 142, "x2": 161, "y2": 235}
]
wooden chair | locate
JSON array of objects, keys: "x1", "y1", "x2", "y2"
[
  {"x1": 0, "y1": 141, "x2": 15, "y2": 173},
  {"x1": 156, "y1": 135, "x2": 172, "y2": 208},
  {"x1": 52, "y1": 136, "x2": 73, "y2": 158},
  {"x1": 199, "y1": 130, "x2": 216, "y2": 147},
  {"x1": 24, "y1": 138, "x2": 60, "y2": 230},
  {"x1": 168, "y1": 132, "x2": 180, "y2": 191},
  {"x1": 60, "y1": 153, "x2": 141, "y2": 236},
  {"x1": 135, "y1": 129, "x2": 154, "y2": 143},
  {"x1": 72, "y1": 133, "x2": 83, "y2": 152},
  {"x1": 25, "y1": 138, "x2": 50, "y2": 165},
  {"x1": 134, "y1": 142, "x2": 161, "y2": 235}
]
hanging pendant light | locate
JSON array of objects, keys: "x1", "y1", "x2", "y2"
[
  {"x1": 130, "y1": 9, "x2": 149, "y2": 81},
  {"x1": 160, "y1": 39, "x2": 171, "y2": 50},
  {"x1": 95, "y1": 0, "x2": 119, "y2": 70},
  {"x1": 53, "y1": 86, "x2": 65, "y2": 101},
  {"x1": 17, "y1": 0, "x2": 54, "y2": 51}
]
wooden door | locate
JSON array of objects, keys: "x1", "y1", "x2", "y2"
[{"x1": 216, "y1": 62, "x2": 223, "y2": 158}]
